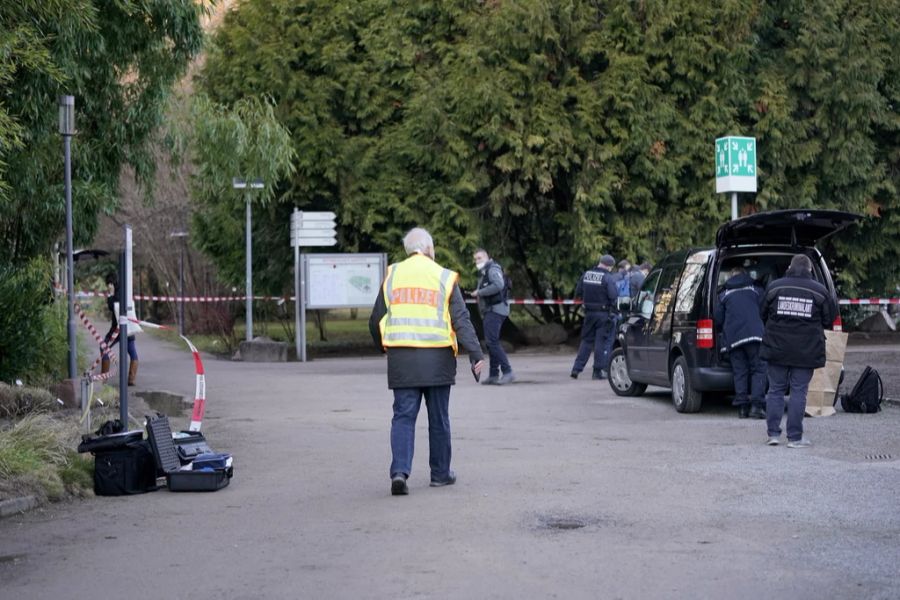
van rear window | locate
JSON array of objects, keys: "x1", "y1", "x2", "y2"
[{"x1": 717, "y1": 253, "x2": 825, "y2": 290}]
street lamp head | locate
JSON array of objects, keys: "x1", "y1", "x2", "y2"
[
  {"x1": 59, "y1": 95, "x2": 75, "y2": 136},
  {"x1": 232, "y1": 177, "x2": 247, "y2": 189},
  {"x1": 169, "y1": 231, "x2": 189, "y2": 238}
]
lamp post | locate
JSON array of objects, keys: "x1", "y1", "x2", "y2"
[
  {"x1": 233, "y1": 177, "x2": 264, "y2": 342},
  {"x1": 59, "y1": 95, "x2": 76, "y2": 379},
  {"x1": 169, "y1": 231, "x2": 189, "y2": 336}
]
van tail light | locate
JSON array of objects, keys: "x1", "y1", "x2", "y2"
[
  {"x1": 697, "y1": 319, "x2": 714, "y2": 349},
  {"x1": 833, "y1": 315, "x2": 843, "y2": 332}
]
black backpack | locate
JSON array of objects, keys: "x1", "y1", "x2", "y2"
[{"x1": 839, "y1": 367, "x2": 883, "y2": 414}]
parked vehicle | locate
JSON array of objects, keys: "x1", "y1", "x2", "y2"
[{"x1": 608, "y1": 209, "x2": 860, "y2": 412}]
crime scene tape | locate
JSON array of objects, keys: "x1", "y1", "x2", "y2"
[
  {"x1": 127, "y1": 318, "x2": 206, "y2": 432},
  {"x1": 73, "y1": 303, "x2": 120, "y2": 381},
  {"x1": 61, "y1": 286, "x2": 900, "y2": 306},
  {"x1": 73, "y1": 303, "x2": 207, "y2": 431}
]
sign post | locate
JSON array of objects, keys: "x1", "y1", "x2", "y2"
[
  {"x1": 290, "y1": 209, "x2": 338, "y2": 362},
  {"x1": 715, "y1": 136, "x2": 757, "y2": 220}
]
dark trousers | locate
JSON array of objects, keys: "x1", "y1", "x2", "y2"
[
  {"x1": 765, "y1": 364, "x2": 813, "y2": 442},
  {"x1": 390, "y1": 386, "x2": 452, "y2": 481},
  {"x1": 729, "y1": 342, "x2": 766, "y2": 408},
  {"x1": 483, "y1": 311, "x2": 511, "y2": 377},
  {"x1": 572, "y1": 311, "x2": 614, "y2": 375}
]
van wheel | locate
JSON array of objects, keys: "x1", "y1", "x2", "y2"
[
  {"x1": 671, "y1": 356, "x2": 702, "y2": 413},
  {"x1": 608, "y1": 347, "x2": 647, "y2": 397}
]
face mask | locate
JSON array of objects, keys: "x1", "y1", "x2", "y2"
[{"x1": 475, "y1": 261, "x2": 487, "y2": 271}]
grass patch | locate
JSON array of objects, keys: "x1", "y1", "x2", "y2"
[
  {"x1": 0, "y1": 414, "x2": 95, "y2": 502},
  {"x1": 146, "y1": 314, "x2": 374, "y2": 355}
]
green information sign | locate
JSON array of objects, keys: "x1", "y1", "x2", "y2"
[{"x1": 715, "y1": 136, "x2": 757, "y2": 193}]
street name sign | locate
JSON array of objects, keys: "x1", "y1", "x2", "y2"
[{"x1": 715, "y1": 136, "x2": 757, "y2": 193}]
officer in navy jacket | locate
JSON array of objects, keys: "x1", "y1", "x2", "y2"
[
  {"x1": 760, "y1": 254, "x2": 836, "y2": 447},
  {"x1": 714, "y1": 267, "x2": 766, "y2": 419},
  {"x1": 570, "y1": 254, "x2": 619, "y2": 380}
]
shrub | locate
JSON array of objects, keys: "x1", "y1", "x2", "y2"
[{"x1": 0, "y1": 258, "x2": 68, "y2": 385}]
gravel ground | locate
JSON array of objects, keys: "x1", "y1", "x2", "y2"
[{"x1": 843, "y1": 345, "x2": 900, "y2": 402}]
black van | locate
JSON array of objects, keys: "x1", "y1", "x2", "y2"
[{"x1": 607, "y1": 209, "x2": 860, "y2": 412}]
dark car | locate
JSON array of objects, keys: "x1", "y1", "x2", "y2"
[{"x1": 607, "y1": 209, "x2": 860, "y2": 412}]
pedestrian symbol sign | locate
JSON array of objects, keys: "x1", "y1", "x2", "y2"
[{"x1": 715, "y1": 136, "x2": 757, "y2": 193}]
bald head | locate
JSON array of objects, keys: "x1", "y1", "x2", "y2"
[{"x1": 403, "y1": 227, "x2": 435, "y2": 259}]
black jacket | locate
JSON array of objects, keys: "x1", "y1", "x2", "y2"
[
  {"x1": 760, "y1": 267, "x2": 836, "y2": 369},
  {"x1": 574, "y1": 266, "x2": 617, "y2": 312},
  {"x1": 369, "y1": 283, "x2": 484, "y2": 389},
  {"x1": 714, "y1": 273, "x2": 765, "y2": 350}
]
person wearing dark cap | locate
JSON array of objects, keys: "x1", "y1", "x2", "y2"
[{"x1": 570, "y1": 254, "x2": 619, "y2": 380}]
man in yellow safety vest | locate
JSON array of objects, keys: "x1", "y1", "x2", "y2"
[{"x1": 369, "y1": 227, "x2": 485, "y2": 496}]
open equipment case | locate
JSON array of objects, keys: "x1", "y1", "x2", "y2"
[{"x1": 146, "y1": 414, "x2": 233, "y2": 492}]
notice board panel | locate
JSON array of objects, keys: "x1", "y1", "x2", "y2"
[{"x1": 303, "y1": 253, "x2": 387, "y2": 309}]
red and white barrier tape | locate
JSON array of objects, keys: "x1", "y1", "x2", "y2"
[
  {"x1": 60, "y1": 286, "x2": 900, "y2": 306},
  {"x1": 127, "y1": 317, "x2": 206, "y2": 432},
  {"x1": 838, "y1": 298, "x2": 900, "y2": 306},
  {"x1": 73, "y1": 302, "x2": 206, "y2": 431}
]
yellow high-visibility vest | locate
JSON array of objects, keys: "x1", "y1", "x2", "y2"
[{"x1": 379, "y1": 253, "x2": 458, "y2": 354}]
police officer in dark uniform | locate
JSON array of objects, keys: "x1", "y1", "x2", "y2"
[
  {"x1": 570, "y1": 254, "x2": 619, "y2": 380},
  {"x1": 761, "y1": 254, "x2": 836, "y2": 448}
]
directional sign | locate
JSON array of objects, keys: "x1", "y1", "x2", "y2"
[
  {"x1": 715, "y1": 136, "x2": 757, "y2": 193},
  {"x1": 290, "y1": 209, "x2": 338, "y2": 247},
  {"x1": 300, "y1": 211, "x2": 336, "y2": 221},
  {"x1": 293, "y1": 237, "x2": 337, "y2": 247},
  {"x1": 293, "y1": 229, "x2": 337, "y2": 239},
  {"x1": 293, "y1": 220, "x2": 334, "y2": 230}
]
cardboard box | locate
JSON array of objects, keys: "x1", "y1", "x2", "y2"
[{"x1": 806, "y1": 331, "x2": 848, "y2": 417}]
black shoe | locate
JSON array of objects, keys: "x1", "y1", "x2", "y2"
[
  {"x1": 748, "y1": 405, "x2": 766, "y2": 419},
  {"x1": 738, "y1": 404, "x2": 751, "y2": 419},
  {"x1": 430, "y1": 471, "x2": 456, "y2": 487},
  {"x1": 599, "y1": 370, "x2": 609, "y2": 379},
  {"x1": 570, "y1": 371, "x2": 579, "y2": 379},
  {"x1": 391, "y1": 474, "x2": 408, "y2": 496}
]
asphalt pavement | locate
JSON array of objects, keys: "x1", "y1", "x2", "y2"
[{"x1": 1, "y1": 335, "x2": 898, "y2": 600}]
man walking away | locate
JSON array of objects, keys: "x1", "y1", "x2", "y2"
[
  {"x1": 369, "y1": 228, "x2": 484, "y2": 496},
  {"x1": 714, "y1": 266, "x2": 766, "y2": 419},
  {"x1": 571, "y1": 255, "x2": 618, "y2": 380},
  {"x1": 471, "y1": 248, "x2": 515, "y2": 385},
  {"x1": 761, "y1": 254, "x2": 836, "y2": 448}
]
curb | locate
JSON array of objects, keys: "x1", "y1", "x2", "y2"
[{"x1": 0, "y1": 495, "x2": 38, "y2": 519}]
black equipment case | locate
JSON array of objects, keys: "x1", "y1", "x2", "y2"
[
  {"x1": 77, "y1": 429, "x2": 157, "y2": 496},
  {"x1": 145, "y1": 414, "x2": 232, "y2": 492}
]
